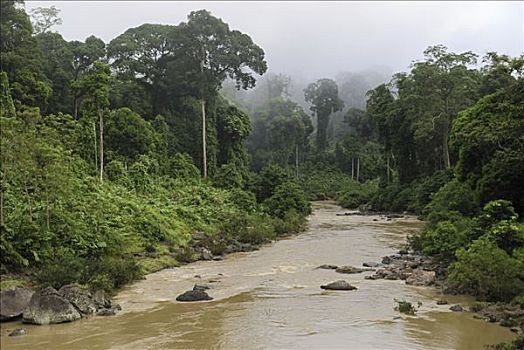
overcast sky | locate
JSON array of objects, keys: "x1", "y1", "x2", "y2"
[{"x1": 26, "y1": 1, "x2": 524, "y2": 80}]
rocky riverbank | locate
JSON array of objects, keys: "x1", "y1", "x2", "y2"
[{"x1": 364, "y1": 249, "x2": 524, "y2": 336}]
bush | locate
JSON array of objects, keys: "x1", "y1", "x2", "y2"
[
  {"x1": 227, "y1": 188, "x2": 257, "y2": 213},
  {"x1": 448, "y1": 237, "x2": 524, "y2": 301},
  {"x1": 255, "y1": 164, "x2": 293, "y2": 202},
  {"x1": 336, "y1": 180, "x2": 378, "y2": 209},
  {"x1": 272, "y1": 209, "x2": 307, "y2": 235},
  {"x1": 34, "y1": 250, "x2": 85, "y2": 289},
  {"x1": 419, "y1": 220, "x2": 472, "y2": 263},
  {"x1": 222, "y1": 213, "x2": 276, "y2": 245},
  {"x1": 263, "y1": 181, "x2": 311, "y2": 219},
  {"x1": 423, "y1": 179, "x2": 480, "y2": 223}
]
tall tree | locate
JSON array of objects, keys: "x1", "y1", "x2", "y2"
[
  {"x1": 108, "y1": 24, "x2": 173, "y2": 117},
  {"x1": 304, "y1": 78, "x2": 343, "y2": 152},
  {"x1": 78, "y1": 61, "x2": 111, "y2": 181},
  {"x1": 29, "y1": 5, "x2": 62, "y2": 35},
  {"x1": 174, "y1": 10, "x2": 267, "y2": 177}
]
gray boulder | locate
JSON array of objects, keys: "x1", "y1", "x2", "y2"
[
  {"x1": 176, "y1": 290, "x2": 213, "y2": 302},
  {"x1": 58, "y1": 285, "x2": 96, "y2": 315},
  {"x1": 22, "y1": 287, "x2": 81, "y2": 325},
  {"x1": 1, "y1": 287, "x2": 34, "y2": 321},
  {"x1": 92, "y1": 290, "x2": 111, "y2": 309},
  {"x1": 320, "y1": 280, "x2": 357, "y2": 291}
]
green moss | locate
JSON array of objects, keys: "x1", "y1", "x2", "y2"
[
  {"x1": 138, "y1": 255, "x2": 179, "y2": 274},
  {"x1": 0, "y1": 276, "x2": 29, "y2": 291}
]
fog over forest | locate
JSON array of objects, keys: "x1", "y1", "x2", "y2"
[{"x1": 26, "y1": 1, "x2": 523, "y2": 80}]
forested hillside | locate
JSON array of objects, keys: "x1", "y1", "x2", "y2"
[
  {"x1": 0, "y1": 1, "x2": 311, "y2": 292},
  {"x1": 1, "y1": 0, "x2": 523, "y2": 322}
]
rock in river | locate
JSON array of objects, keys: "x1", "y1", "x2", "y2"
[
  {"x1": 176, "y1": 290, "x2": 213, "y2": 302},
  {"x1": 58, "y1": 285, "x2": 96, "y2": 315},
  {"x1": 450, "y1": 304, "x2": 464, "y2": 312},
  {"x1": 22, "y1": 287, "x2": 81, "y2": 325},
  {"x1": 320, "y1": 280, "x2": 357, "y2": 291},
  {"x1": 8, "y1": 328, "x2": 26, "y2": 336},
  {"x1": 0, "y1": 287, "x2": 34, "y2": 321},
  {"x1": 335, "y1": 266, "x2": 367, "y2": 274},
  {"x1": 316, "y1": 264, "x2": 338, "y2": 270},
  {"x1": 405, "y1": 269, "x2": 436, "y2": 286}
]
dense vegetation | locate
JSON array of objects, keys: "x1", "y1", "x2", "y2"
[
  {"x1": 1, "y1": 0, "x2": 523, "y2": 319},
  {"x1": 0, "y1": 1, "x2": 310, "y2": 292}
]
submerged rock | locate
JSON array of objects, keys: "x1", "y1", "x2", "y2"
[
  {"x1": 22, "y1": 287, "x2": 81, "y2": 325},
  {"x1": 176, "y1": 290, "x2": 213, "y2": 302},
  {"x1": 320, "y1": 280, "x2": 357, "y2": 291},
  {"x1": 0, "y1": 287, "x2": 34, "y2": 321},
  {"x1": 193, "y1": 284, "x2": 210, "y2": 291},
  {"x1": 335, "y1": 266, "x2": 367, "y2": 274},
  {"x1": 316, "y1": 264, "x2": 338, "y2": 270},
  {"x1": 363, "y1": 262, "x2": 381, "y2": 268},
  {"x1": 8, "y1": 328, "x2": 26, "y2": 336},
  {"x1": 436, "y1": 299, "x2": 448, "y2": 305},
  {"x1": 450, "y1": 304, "x2": 464, "y2": 312}
]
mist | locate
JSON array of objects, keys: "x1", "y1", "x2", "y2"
[{"x1": 25, "y1": 1, "x2": 523, "y2": 82}]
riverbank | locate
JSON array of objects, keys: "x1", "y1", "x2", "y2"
[{"x1": 1, "y1": 202, "x2": 515, "y2": 349}]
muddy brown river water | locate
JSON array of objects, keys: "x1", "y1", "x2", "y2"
[{"x1": 1, "y1": 201, "x2": 516, "y2": 349}]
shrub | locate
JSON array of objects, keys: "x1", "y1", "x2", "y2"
[
  {"x1": 448, "y1": 238, "x2": 524, "y2": 301},
  {"x1": 272, "y1": 209, "x2": 307, "y2": 235},
  {"x1": 423, "y1": 179, "x2": 480, "y2": 222},
  {"x1": 263, "y1": 181, "x2": 311, "y2": 219},
  {"x1": 419, "y1": 220, "x2": 471, "y2": 263},
  {"x1": 227, "y1": 188, "x2": 257, "y2": 213},
  {"x1": 255, "y1": 164, "x2": 293, "y2": 202}
]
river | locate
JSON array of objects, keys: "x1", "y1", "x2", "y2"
[{"x1": 1, "y1": 201, "x2": 515, "y2": 349}]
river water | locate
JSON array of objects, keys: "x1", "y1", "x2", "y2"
[{"x1": 1, "y1": 201, "x2": 515, "y2": 349}]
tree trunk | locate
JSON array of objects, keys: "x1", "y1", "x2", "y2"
[
  {"x1": 93, "y1": 122, "x2": 98, "y2": 176},
  {"x1": 442, "y1": 123, "x2": 451, "y2": 169},
  {"x1": 74, "y1": 96, "x2": 78, "y2": 119},
  {"x1": 295, "y1": 144, "x2": 299, "y2": 178},
  {"x1": 357, "y1": 157, "x2": 360, "y2": 182},
  {"x1": 351, "y1": 157, "x2": 354, "y2": 180},
  {"x1": 201, "y1": 99, "x2": 207, "y2": 178},
  {"x1": 386, "y1": 154, "x2": 390, "y2": 184},
  {"x1": 0, "y1": 183, "x2": 4, "y2": 226},
  {"x1": 99, "y1": 107, "x2": 104, "y2": 182}
]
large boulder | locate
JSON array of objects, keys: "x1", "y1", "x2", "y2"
[
  {"x1": 22, "y1": 287, "x2": 81, "y2": 325},
  {"x1": 58, "y1": 285, "x2": 96, "y2": 315},
  {"x1": 1, "y1": 287, "x2": 34, "y2": 321},
  {"x1": 176, "y1": 290, "x2": 213, "y2": 302},
  {"x1": 320, "y1": 280, "x2": 357, "y2": 291}
]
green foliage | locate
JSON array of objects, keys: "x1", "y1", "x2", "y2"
[
  {"x1": 337, "y1": 180, "x2": 378, "y2": 209},
  {"x1": 105, "y1": 108, "x2": 155, "y2": 161},
  {"x1": 424, "y1": 178, "x2": 480, "y2": 222},
  {"x1": 418, "y1": 220, "x2": 471, "y2": 263},
  {"x1": 263, "y1": 181, "x2": 311, "y2": 219},
  {"x1": 394, "y1": 300, "x2": 420, "y2": 315},
  {"x1": 448, "y1": 237, "x2": 524, "y2": 301},
  {"x1": 254, "y1": 164, "x2": 294, "y2": 202}
]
